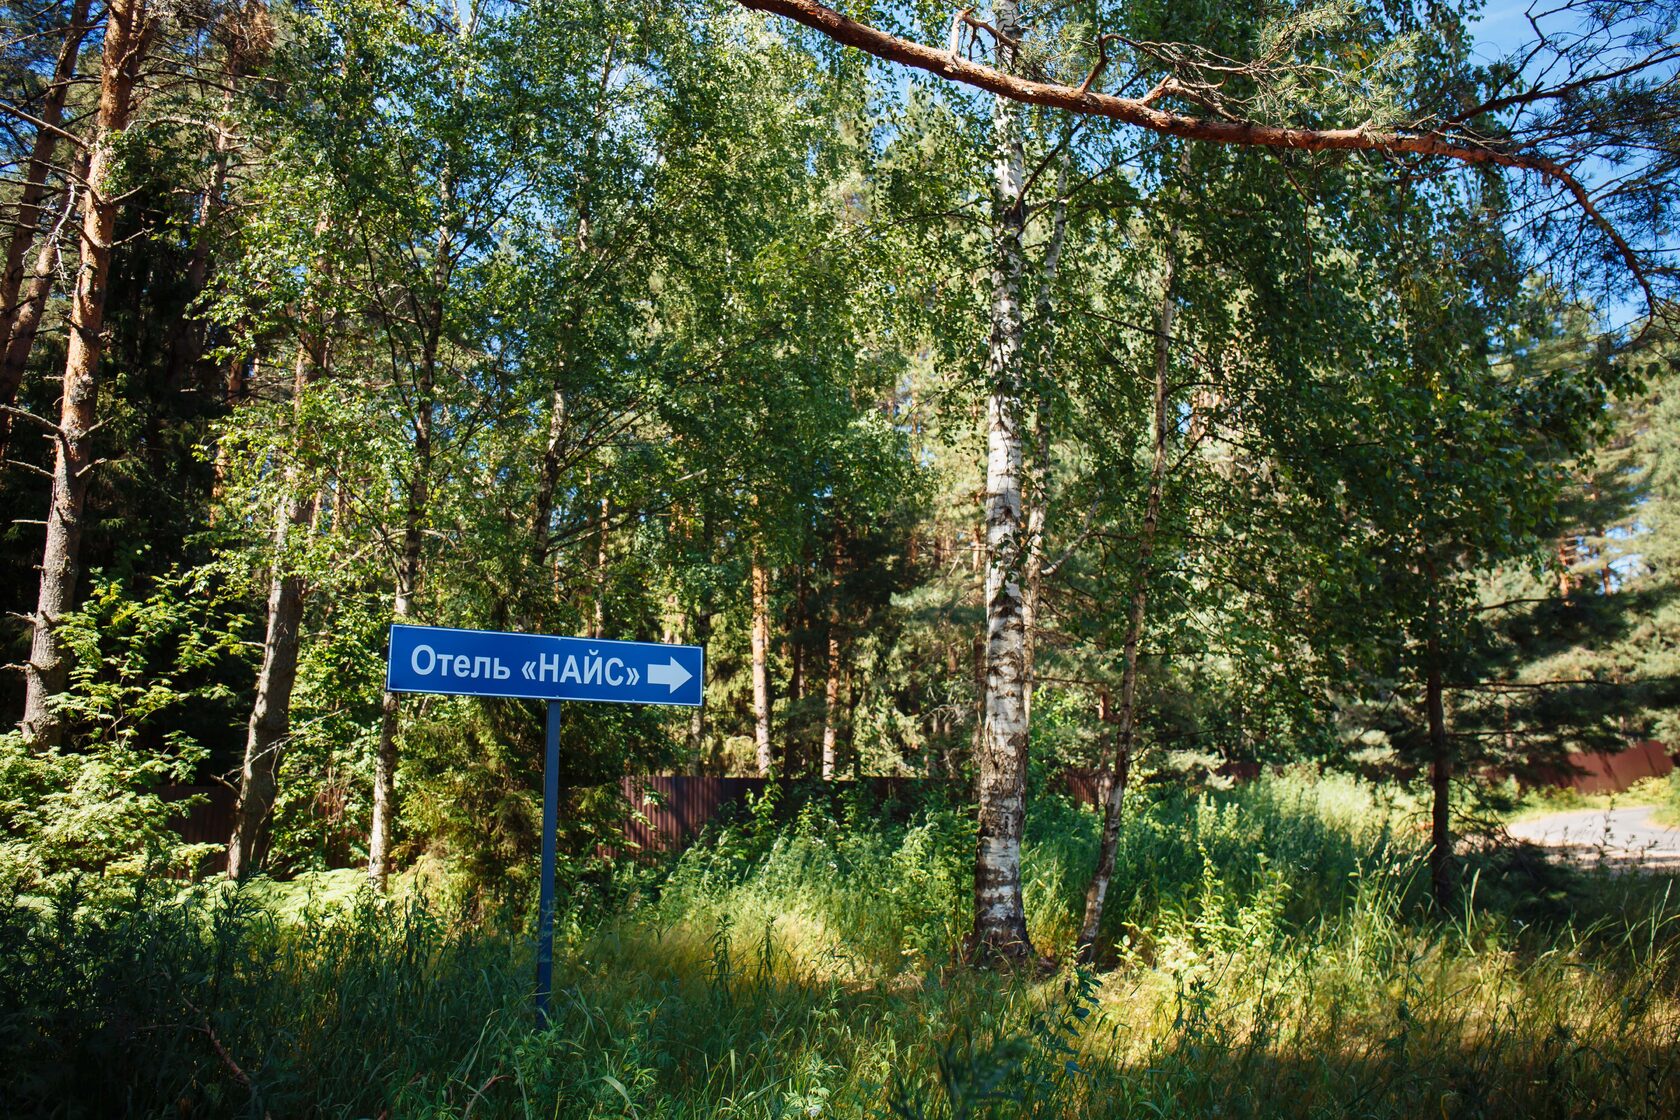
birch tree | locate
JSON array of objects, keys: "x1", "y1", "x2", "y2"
[{"x1": 739, "y1": 0, "x2": 1677, "y2": 961}]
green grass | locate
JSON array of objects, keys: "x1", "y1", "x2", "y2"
[
  {"x1": 4, "y1": 772, "x2": 1679, "y2": 1118},
  {"x1": 1652, "y1": 773, "x2": 1680, "y2": 828}
]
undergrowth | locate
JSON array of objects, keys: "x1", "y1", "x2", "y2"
[{"x1": 3, "y1": 772, "x2": 1678, "y2": 1118}]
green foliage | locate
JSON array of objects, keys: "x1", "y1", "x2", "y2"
[
  {"x1": 1469, "y1": 335, "x2": 1680, "y2": 756},
  {"x1": 0, "y1": 567, "x2": 255, "y2": 889},
  {"x1": 655, "y1": 783, "x2": 977, "y2": 968}
]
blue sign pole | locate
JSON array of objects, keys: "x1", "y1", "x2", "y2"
[
  {"x1": 536, "y1": 699, "x2": 560, "y2": 1028},
  {"x1": 384, "y1": 623, "x2": 703, "y2": 1029}
]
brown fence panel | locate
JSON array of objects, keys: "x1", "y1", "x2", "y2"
[
  {"x1": 159, "y1": 785, "x2": 235, "y2": 874},
  {"x1": 620, "y1": 776, "x2": 769, "y2": 852},
  {"x1": 617, "y1": 776, "x2": 961, "y2": 853},
  {"x1": 161, "y1": 785, "x2": 235, "y2": 847},
  {"x1": 1534, "y1": 740, "x2": 1676, "y2": 794}
]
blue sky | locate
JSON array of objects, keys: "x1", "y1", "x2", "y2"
[
  {"x1": 1468, "y1": 2, "x2": 1673, "y2": 330},
  {"x1": 1472, "y1": 1, "x2": 1543, "y2": 55}
]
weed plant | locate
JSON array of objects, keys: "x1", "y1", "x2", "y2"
[{"x1": 3, "y1": 772, "x2": 1677, "y2": 1117}]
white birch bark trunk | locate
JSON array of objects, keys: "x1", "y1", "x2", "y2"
[
  {"x1": 367, "y1": 397, "x2": 429, "y2": 888},
  {"x1": 820, "y1": 629, "x2": 842, "y2": 780},
  {"x1": 971, "y1": 0, "x2": 1035, "y2": 962},
  {"x1": 752, "y1": 554, "x2": 774, "y2": 775},
  {"x1": 368, "y1": 210, "x2": 450, "y2": 888}
]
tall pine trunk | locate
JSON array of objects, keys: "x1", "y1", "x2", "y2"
[
  {"x1": 752, "y1": 553, "x2": 774, "y2": 775},
  {"x1": 0, "y1": 0, "x2": 91, "y2": 455},
  {"x1": 971, "y1": 0, "x2": 1034, "y2": 962},
  {"x1": 20, "y1": 0, "x2": 153, "y2": 744},
  {"x1": 1078, "y1": 222, "x2": 1179, "y2": 954},
  {"x1": 227, "y1": 330, "x2": 325, "y2": 877}
]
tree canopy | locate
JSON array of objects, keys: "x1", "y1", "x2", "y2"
[{"x1": 0, "y1": 0, "x2": 1676, "y2": 952}]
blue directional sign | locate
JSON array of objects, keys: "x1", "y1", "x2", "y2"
[
  {"x1": 385, "y1": 621, "x2": 703, "y2": 1030},
  {"x1": 385, "y1": 623, "x2": 703, "y2": 707}
]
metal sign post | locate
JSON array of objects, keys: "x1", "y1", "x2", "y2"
[
  {"x1": 384, "y1": 623, "x2": 703, "y2": 1028},
  {"x1": 536, "y1": 699, "x2": 560, "y2": 1027}
]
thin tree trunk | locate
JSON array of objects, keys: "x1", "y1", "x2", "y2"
[
  {"x1": 1426, "y1": 638, "x2": 1452, "y2": 909},
  {"x1": 752, "y1": 553, "x2": 774, "y2": 776},
  {"x1": 0, "y1": 148, "x2": 85, "y2": 461},
  {"x1": 227, "y1": 333, "x2": 325, "y2": 878},
  {"x1": 788, "y1": 556, "x2": 806, "y2": 706},
  {"x1": 591, "y1": 495, "x2": 609, "y2": 637},
  {"x1": 687, "y1": 609, "x2": 710, "y2": 773},
  {"x1": 209, "y1": 352, "x2": 253, "y2": 509},
  {"x1": 20, "y1": 0, "x2": 153, "y2": 745},
  {"x1": 368, "y1": 214, "x2": 448, "y2": 887},
  {"x1": 844, "y1": 664, "x2": 860, "y2": 779},
  {"x1": 1598, "y1": 523, "x2": 1612, "y2": 595},
  {"x1": 163, "y1": 83, "x2": 239, "y2": 392},
  {"x1": 368, "y1": 404, "x2": 429, "y2": 888},
  {"x1": 332, "y1": 445, "x2": 352, "y2": 531},
  {"x1": 0, "y1": 0, "x2": 91, "y2": 352},
  {"x1": 971, "y1": 0, "x2": 1034, "y2": 963},
  {"x1": 1020, "y1": 154, "x2": 1069, "y2": 725},
  {"x1": 787, "y1": 554, "x2": 809, "y2": 774},
  {"x1": 524, "y1": 39, "x2": 613, "y2": 621},
  {"x1": 528, "y1": 385, "x2": 567, "y2": 611},
  {"x1": 1076, "y1": 692, "x2": 1130, "y2": 943},
  {"x1": 1078, "y1": 207, "x2": 1180, "y2": 956},
  {"x1": 820, "y1": 528, "x2": 845, "y2": 779},
  {"x1": 820, "y1": 628, "x2": 842, "y2": 780}
]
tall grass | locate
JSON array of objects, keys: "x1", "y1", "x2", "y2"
[{"x1": 4, "y1": 771, "x2": 1678, "y2": 1117}]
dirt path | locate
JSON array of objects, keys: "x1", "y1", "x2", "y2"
[{"x1": 1507, "y1": 805, "x2": 1680, "y2": 871}]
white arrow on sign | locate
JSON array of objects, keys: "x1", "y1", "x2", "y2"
[{"x1": 647, "y1": 657, "x2": 692, "y2": 692}]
